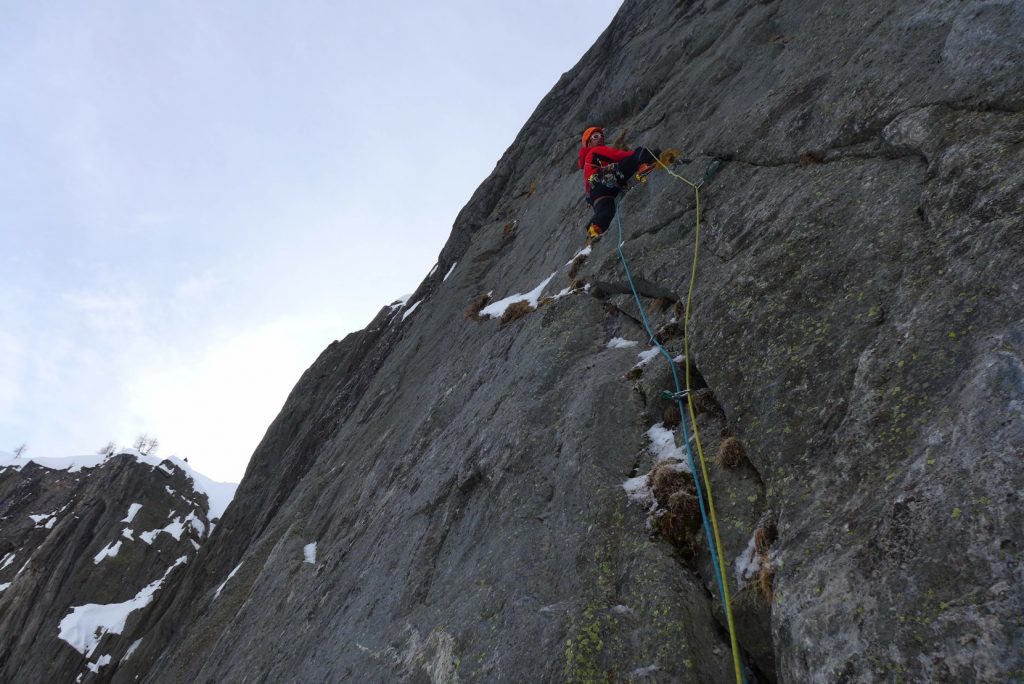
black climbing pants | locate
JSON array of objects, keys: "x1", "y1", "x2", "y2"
[{"x1": 584, "y1": 147, "x2": 660, "y2": 234}]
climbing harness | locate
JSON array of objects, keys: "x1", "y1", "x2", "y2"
[
  {"x1": 588, "y1": 164, "x2": 628, "y2": 190},
  {"x1": 613, "y1": 150, "x2": 746, "y2": 684}
]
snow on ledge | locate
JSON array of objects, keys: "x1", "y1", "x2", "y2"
[
  {"x1": 564, "y1": 245, "x2": 592, "y2": 265},
  {"x1": 122, "y1": 639, "x2": 143, "y2": 663},
  {"x1": 622, "y1": 474, "x2": 651, "y2": 503},
  {"x1": 734, "y1": 534, "x2": 762, "y2": 590},
  {"x1": 93, "y1": 541, "x2": 122, "y2": 565},
  {"x1": 647, "y1": 424, "x2": 690, "y2": 469},
  {"x1": 122, "y1": 503, "x2": 142, "y2": 523},
  {"x1": 478, "y1": 272, "x2": 556, "y2": 319},
  {"x1": 213, "y1": 562, "x2": 243, "y2": 600},
  {"x1": 634, "y1": 346, "x2": 662, "y2": 369},
  {"x1": 58, "y1": 556, "x2": 188, "y2": 657},
  {"x1": 86, "y1": 654, "x2": 112, "y2": 673},
  {"x1": 139, "y1": 517, "x2": 186, "y2": 545},
  {"x1": 402, "y1": 300, "x2": 422, "y2": 321},
  {"x1": 389, "y1": 293, "x2": 413, "y2": 311}
]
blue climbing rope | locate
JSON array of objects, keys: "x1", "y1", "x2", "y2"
[{"x1": 613, "y1": 186, "x2": 747, "y2": 684}]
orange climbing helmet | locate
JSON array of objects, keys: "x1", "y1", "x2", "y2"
[{"x1": 581, "y1": 126, "x2": 604, "y2": 147}]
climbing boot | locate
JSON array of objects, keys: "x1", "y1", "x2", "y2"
[{"x1": 637, "y1": 160, "x2": 664, "y2": 182}]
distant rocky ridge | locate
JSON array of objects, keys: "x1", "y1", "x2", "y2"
[
  {"x1": 0, "y1": 452, "x2": 234, "y2": 682},
  {"x1": 3, "y1": 0, "x2": 1022, "y2": 681}
]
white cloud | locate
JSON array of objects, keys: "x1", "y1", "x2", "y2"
[
  {"x1": 0, "y1": 0, "x2": 624, "y2": 481},
  {"x1": 61, "y1": 289, "x2": 147, "y2": 336},
  {"x1": 173, "y1": 271, "x2": 224, "y2": 302},
  {"x1": 125, "y1": 314, "x2": 343, "y2": 481},
  {"x1": 0, "y1": 331, "x2": 25, "y2": 415}
]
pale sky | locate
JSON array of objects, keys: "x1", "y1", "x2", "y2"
[{"x1": 0, "y1": 2, "x2": 622, "y2": 482}]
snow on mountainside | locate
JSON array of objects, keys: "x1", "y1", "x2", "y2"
[
  {"x1": 0, "y1": 450, "x2": 237, "y2": 682},
  {"x1": 0, "y1": 450, "x2": 236, "y2": 519}
]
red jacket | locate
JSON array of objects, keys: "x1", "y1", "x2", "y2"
[{"x1": 578, "y1": 145, "x2": 633, "y2": 194}]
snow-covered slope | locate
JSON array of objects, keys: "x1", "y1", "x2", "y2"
[{"x1": 0, "y1": 450, "x2": 236, "y2": 519}]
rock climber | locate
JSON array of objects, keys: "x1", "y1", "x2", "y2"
[{"x1": 578, "y1": 126, "x2": 662, "y2": 239}]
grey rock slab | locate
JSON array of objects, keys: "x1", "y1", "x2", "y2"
[{"x1": 10, "y1": 0, "x2": 1009, "y2": 682}]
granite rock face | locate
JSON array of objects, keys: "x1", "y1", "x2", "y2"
[{"x1": 6, "y1": 0, "x2": 1022, "y2": 682}]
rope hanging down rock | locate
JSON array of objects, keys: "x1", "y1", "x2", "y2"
[{"x1": 612, "y1": 152, "x2": 746, "y2": 684}]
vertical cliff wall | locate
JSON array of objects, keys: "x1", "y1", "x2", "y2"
[{"x1": 11, "y1": 0, "x2": 1019, "y2": 682}]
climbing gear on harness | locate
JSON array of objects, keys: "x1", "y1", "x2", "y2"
[
  {"x1": 660, "y1": 389, "x2": 689, "y2": 402},
  {"x1": 589, "y1": 163, "x2": 627, "y2": 190},
  {"x1": 614, "y1": 150, "x2": 746, "y2": 684}
]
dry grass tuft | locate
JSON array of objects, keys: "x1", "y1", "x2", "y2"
[
  {"x1": 715, "y1": 437, "x2": 748, "y2": 469},
  {"x1": 568, "y1": 254, "x2": 588, "y2": 281},
  {"x1": 755, "y1": 560, "x2": 776, "y2": 604},
  {"x1": 655, "y1": 322, "x2": 684, "y2": 343},
  {"x1": 528, "y1": 181, "x2": 537, "y2": 197},
  {"x1": 499, "y1": 300, "x2": 533, "y2": 324},
  {"x1": 502, "y1": 221, "x2": 517, "y2": 239},
  {"x1": 754, "y1": 511, "x2": 778, "y2": 554},
  {"x1": 625, "y1": 366, "x2": 644, "y2": 380},
  {"x1": 649, "y1": 461, "x2": 690, "y2": 504},
  {"x1": 537, "y1": 296, "x2": 554, "y2": 308},
  {"x1": 652, "y1": 492, "x2": 701, "y2": 549},
  {"x1": 648, "y1": 466, "x2": 700, "y2": 549},
  {"x1": 635, "y1": 456, "x2": 704, "y2": 558},
  {"x1": 659, "y1": 148, "x2": 682, "y2": 166},
  {"x1": 463, "y1": 293, "x2": 492, "y2": 321},
  {"x1": 754, "y1": 524, "x2": 777, "y2": 556}
]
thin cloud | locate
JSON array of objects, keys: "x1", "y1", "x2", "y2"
[{"x1": 125, "y1": 314, "x2": 347, "y2": 482}]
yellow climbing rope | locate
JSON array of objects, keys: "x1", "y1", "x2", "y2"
[{"x1": 655, "y1": 152, "x2": 745, "y2": 684}]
